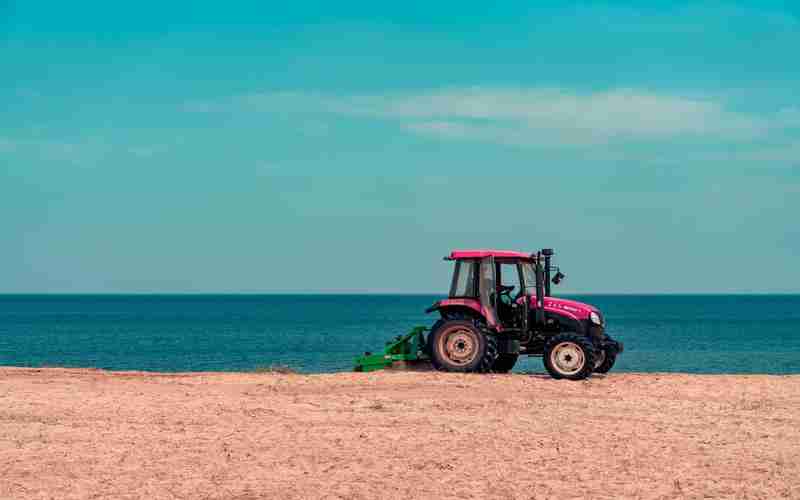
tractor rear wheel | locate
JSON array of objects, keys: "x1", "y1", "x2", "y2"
[
  {"x1": 429, "y1": 320, "x2": 497, "y2": 373},
  {"x1": 492, "y1": 354, "x2": 518, "y2": 373},
  {"x1": 594, "y1": 349, "x2": 617, "y2": 374},
  {"x1": 543, "y1": 333, "x2": 596, "y2": 380}
]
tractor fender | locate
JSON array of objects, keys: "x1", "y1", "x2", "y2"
[{"x1": 426, "y1": 299, "x2": 485, "y2": 321}]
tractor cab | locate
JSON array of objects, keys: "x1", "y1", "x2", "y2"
[{"x1": 442, "y1": 249, "x2": 548, "y2": 334}]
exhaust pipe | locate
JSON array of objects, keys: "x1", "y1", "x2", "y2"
[
  {"x1": 534, "y1": 252, "x2": 546, "y2": 326},
  {"x1": 542, "y1": 248, "x2": 553, "y2": 297}
]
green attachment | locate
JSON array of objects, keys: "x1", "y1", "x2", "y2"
[{"x1": 354, "y1": 326, "x2": 429, "y2": 372}]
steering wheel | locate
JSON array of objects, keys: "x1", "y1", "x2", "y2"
[{"x1": 498, "y1": 285, "x2": 515, "y2": 304}]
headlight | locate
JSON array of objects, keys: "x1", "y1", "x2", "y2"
[{"x1": 589, "y1": 311, "x2": 602, "y2": 325}]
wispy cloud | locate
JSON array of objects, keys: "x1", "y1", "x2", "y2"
[{"x1": 186, "y1": 87, "x2": 795, "y2": 148}]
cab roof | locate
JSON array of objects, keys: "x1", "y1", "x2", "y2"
[{"x1": 448, "y1": 249, "x2": 532, "y2": 260}]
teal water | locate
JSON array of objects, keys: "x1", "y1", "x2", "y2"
[{"x1": 1, "y1": 294, "x2": 799, "y2": 374}]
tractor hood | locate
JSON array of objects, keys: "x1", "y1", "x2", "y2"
[{"x1": 521, "y1": 295, "x2": 601, "y2": 322}]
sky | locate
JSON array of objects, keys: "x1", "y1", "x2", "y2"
[{"x1": 1, "y1": 1, "x2": 799, "y2": 293}]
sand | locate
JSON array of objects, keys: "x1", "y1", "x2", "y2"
[{"x1": 1, "y1": 368, "x2": 798, "y2": 500}]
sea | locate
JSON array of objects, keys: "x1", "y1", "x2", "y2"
[{"x1": 1, "y1": 294, "x2": 799, "y2": 374}]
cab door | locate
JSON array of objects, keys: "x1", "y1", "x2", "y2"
[
  {"x1": 516, "y1": 262, "x2": 529, "y2": 333},
  {"x1": 479, "y1": 256, "x2": 499, "y2": 329}
]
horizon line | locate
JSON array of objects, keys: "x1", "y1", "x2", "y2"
[{"x1": 1, "y1": 291, "x2": 799, "y2": 296}]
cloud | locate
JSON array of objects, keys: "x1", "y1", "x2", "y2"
[
  {"x1": 394, "y1": 88, "x2": 768, "y2": 143},
  {"x1": 187, "y1": 87, "x2": 788, "y2": 147}
]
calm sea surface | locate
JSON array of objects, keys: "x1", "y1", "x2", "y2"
[{"x1": 1, "y1": 294, "x2": 799, "y2": 374}]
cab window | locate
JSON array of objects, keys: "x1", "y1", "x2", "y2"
[
  {"x1": 499, "y1": 263, "x2": 521, "y2": 292},
  {"x1": 449, "y1": 260, "x2": 477, "y2": 297}
]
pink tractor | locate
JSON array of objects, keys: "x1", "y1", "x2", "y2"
[{"x1": 425, "y1": 249, "x2": 623, "y2": 379}]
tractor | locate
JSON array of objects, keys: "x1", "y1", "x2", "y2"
[{"x1": 354, "y1": 249, "x2": 623, "y2": 380}]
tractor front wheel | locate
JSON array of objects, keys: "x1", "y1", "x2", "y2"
[
  {"x1": 429, "y1": 320, "x2": 497, "y2": 373},
  {"x1": 543, "y1": 333, "x2": 596, "y2": 380}
]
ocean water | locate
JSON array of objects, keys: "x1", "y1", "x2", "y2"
[{"x1": 1, "y1": 294, "x2": 799, "y2": 374}]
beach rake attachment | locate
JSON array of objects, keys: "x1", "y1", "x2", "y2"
[{"x1": 353, "y1": 326, "x2": 430, "y2": 372}]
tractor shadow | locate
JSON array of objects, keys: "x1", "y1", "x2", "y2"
[
  {"x1": 516, "y1": 371, "x2": 552, "y2": 379},
  {"x1": 516, "y1": 371, "x2": 611, "y2": 380}
]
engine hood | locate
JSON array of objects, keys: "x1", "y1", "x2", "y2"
[{"x1": 520, "y1": 295, "x2": 600, "y2": 321}]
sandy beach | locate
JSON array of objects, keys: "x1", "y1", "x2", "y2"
[{"x1": 1, "y1": 367, "x2": 798, "y2": 499}]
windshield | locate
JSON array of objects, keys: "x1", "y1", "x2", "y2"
[{"x1": 521, "y1": 262, "x2": 538, "y2": 294}]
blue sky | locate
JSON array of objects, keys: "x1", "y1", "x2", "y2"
[{"x1": 2, "y1": 1, "x2": 799, "y2": 293}]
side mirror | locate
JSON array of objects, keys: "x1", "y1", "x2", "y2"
[{"x1": 552, "y1": 271, "x2": 565, "y2": 285}]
